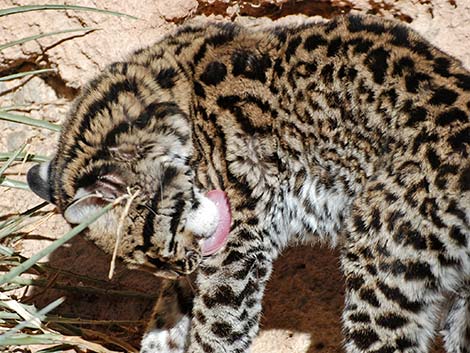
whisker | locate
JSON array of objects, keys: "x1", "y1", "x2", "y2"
[
  {"x1": 159, "y1": 167, "x2": 164, "y2": 204},
  {"x1": 141, "y1": 203, "x2": 158, "y2": 217}
]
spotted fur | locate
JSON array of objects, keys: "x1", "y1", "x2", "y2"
[{"x1": 27, "y1": 14, "x2": 469, "y2": 353}]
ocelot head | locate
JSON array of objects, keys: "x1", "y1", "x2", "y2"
[{"x1": 27, "y1": 61, "x2": 230, "y2": 279}]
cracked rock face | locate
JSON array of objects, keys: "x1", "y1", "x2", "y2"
[{"x1": 1, "y1": 1, "x2": 466, "y2": 352}]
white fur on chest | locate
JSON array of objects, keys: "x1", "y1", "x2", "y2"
[{"x1": 267, "y1": 175, "x2": 352, "y2": 249}]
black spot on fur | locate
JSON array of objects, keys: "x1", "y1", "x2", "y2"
[
  {"x1": 386, "y1": 211, "x2": 404, "y2": 232},
  {"x1": 460, "y1": 166, "x2": 470, "y2": 191},
  {"x1": 448, "y1": 127, "x2": 470, "y2": 153},
  {"x1": 231, "y1": 50, "x2": 272, "y2": 83},
  {"x1": 454, "y1": 73, "x2": 470, "y2": 90},
  {"x1": 450, "y1": 226, "x2": 467, "y2": 247},
  {"x1": 327, "y1": 36, "x2": 343, "y2": 57},
  {"x1": 200, "y1": 61, "x2": 227, "y2": 86},
  {"x1": 286, "y1": 36, "x2": 302, "y2": 62},
  {"x1": 376, "y1": 313, "x2": 409, "y2": 329},
  {"x1": 139, "y1": 192, "x2": 159, "y2": 252},
  {"x1": 353, "y1": 215, "x2": 367, "y2": 233},
  {"x1": 429, "y1": 87, "x2": 459, "y2": 105},
  {"x1": 273, "y1": 58, "x2": 285, "y2": 77},
  {"x1": 419, "y1": 197, "x2": 445, "y2": 228},
  {"x1": 320, "y1": 63, "x2": 334, "y2": 83},
  {"x1": 392, "y1": 56, "x2": 414, "y2": 76},
  {"x1": 194, "y1": 43, "x2": 207, "y2": 65},
  {"x1": 426, "y1": 147, "x2": 440, "y2": 169},
  {"x1": 405, "y1": 72, "x2": 430, "y2": 93},
  {"x1": 447, "y1": 200, "x2": 467, "y2": 223},
  {"x1": 390, "y1": 24, "x2": 410, "y2": 46},
  {"x1": 411, "y1": 129, "x2": 438, "y2": 154},
  {"x1": 395, "y1": 337, "x2": 416, "y2": 350},
  {"x1": 404, "y1": 261, "x2": 434, "y2": 282},
  {"x1": 411, "y1": 40, "x2": 433, "y2": 60},
  {"x1": 303, "y1": 34, "x2": 327, "y2": 51},
  {"x1": 370, "y1": 208, "x2": 381, "y2": 231},
  {"x1": 377, "y1": 281, "x2": 422, "y2": 312},
  {"x1": 433, "y1": 57, "x2": 452, "y2": 77},
  {"x1": 436, "y1": 107, "x2": 467, "y2": 126},
  {"x1": 347, "y1": 15, "x2": 385, "y2": 34},
  {"x1": 365, "y1": 48, "x2": 389, "y2": 84},
  {"x1": 347, "y1": 67, "x2": 358, "y2": 81},
  {"x1": 211, "y1": 321, "x2": 233, "y2": 338},
  {"x1": 404, "y1": 104, "x2": 428, "y2": 127},
  {"x1": 346, "y1": 275, "x2": 365, "y2": 291},
  {"x1": 349, "y1": 329, "x2": 379, "y2": 350},
  {"x1": 207, "y1": 25, "x2": 237, "y2": 47},
  {"x1": 360, "y1": 289, "x2": 381, "y2": 307},
  {"x1": 349, "y1": 312, "x2": 371, "y2": 323},
  {"x1": 156, "y1": 67, "x2": 177, "y2": 88},
  {"x1": 194, "y1": 81, "x2": 206, "y2": 98}
]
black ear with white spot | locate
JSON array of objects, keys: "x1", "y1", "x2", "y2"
[{"x1": 27, "y1": 162, "x2": 54, "y2": 204}]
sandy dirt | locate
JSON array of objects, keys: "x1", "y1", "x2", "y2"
[{"x1": 1, "y1": 0, "x2": 468, "y2": 352}]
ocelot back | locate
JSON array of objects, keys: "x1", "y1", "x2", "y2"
[{"x1": 27, "y1": 14, "x2": 469, "y2": 353}]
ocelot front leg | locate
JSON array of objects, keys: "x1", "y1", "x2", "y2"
[
  {"x1": 187, "y1": 223, "x2": 273, "y2": 353},
  {"x1": 141, "y1": 278, "x2": 194, "y2": 353}
]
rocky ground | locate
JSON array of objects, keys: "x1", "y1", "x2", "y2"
[{"x1": 1, "y1": 0, "x2": 468, "y2": 352}]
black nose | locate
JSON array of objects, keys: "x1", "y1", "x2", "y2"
[{"x1": 27, "y1": 164, "x2": 53, "y2": 203}]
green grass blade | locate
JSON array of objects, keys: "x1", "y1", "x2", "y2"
[
  {"x1": 0, "y1": 312, "x2": 20, "y2": 320},
  {"x1": 0, "y1": 201, "x2": 116, "y2": 285},
  {"x1": 0, "y1": 152, "x2": 50, "y2": 163},
  {"x1": 0, "y1": 69, "x2": 56, "y2": 81},
  {"x1": 0, "y1": 333, "x2": 63, "y2": 345},
  {"x1": 0, "y1": 202, "x2": 49, "y2": 237},
  {"x1": 0, "y1": 178, "x2": 29, "y2": 190},
  {"x1": 0, "y1": 5, "x2": 138, "y2": 19},
  {"x1": 0, "y1": 143, "x2": 25, "y2": 176},
  {"x1": 0, "y1": 27, "x2": 97, "y2": 52},
  {"x1": 0, "y1": 244, "x2": 14, "y2": 256},
  {"x1": 0, "y1": 104, "x2": 28, "y2": 111},
  {"x1": 0, "y1": 110, "x2": 61, "y2": 132}
]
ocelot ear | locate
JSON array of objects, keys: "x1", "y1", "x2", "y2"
[
  {"x1": 27, "y1": 161, "x2": 54, "y2": 204},
  {"x1": 63, "y1": 173, "x2": 126, "y2": 224}
]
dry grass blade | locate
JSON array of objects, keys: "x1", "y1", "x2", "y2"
[
  {"x1": 109, "y1": 188, "x2": 140, "y2": 279},
  {"x1": 80, "y1": 327, "x2": 138, "y2": 353}
]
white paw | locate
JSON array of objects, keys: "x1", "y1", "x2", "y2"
[{"x1": 140, "y1": 315, "x2": 190, "y2": 353}]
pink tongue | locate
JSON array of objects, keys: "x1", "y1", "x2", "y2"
[{"x1": 201, "y1": 190, "x2": 232, "y2": 256}]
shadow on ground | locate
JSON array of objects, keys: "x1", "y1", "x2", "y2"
[{"x1": 29, "y1": 237, "x2": 445, "y2": 352}]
